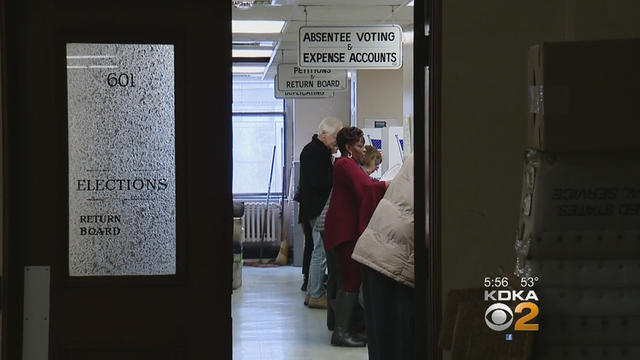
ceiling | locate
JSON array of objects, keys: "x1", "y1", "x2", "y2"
[{"x1": 232, "y1": 0, "x2": 414, "y2": 79}]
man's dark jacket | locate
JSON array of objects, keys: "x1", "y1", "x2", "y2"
[{"x1": 298, "y1": 134, "x2": 333, "y2": 222}]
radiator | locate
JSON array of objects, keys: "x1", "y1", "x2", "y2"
[{"x1": 242, "y1": 202, "x2": 281, "y2": 244}]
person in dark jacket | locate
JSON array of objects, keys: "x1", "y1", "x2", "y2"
[
  {"x1": 324, "y1": 126, "x2": 388, "y2": 346},
  {"x1": 298, "y1": 116, "x2": 343, "y2": 308}
]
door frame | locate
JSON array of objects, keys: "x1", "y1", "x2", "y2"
[
  {"x1": 1, "y1": 0, "x2": 17, "y2": 357},
  {"x1": 1, "y1": 0, "x2": 8, "y2": 357},
  {"x1": 427, "y1": 0, "x2": 443, "y2": 358},
  {"x1": 415, "y1": 0, "x2": 442, "y2": 359}
]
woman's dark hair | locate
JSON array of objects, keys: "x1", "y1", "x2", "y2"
[{"x1": 336, "y1": 126, "x2": 364, "y2": 155}]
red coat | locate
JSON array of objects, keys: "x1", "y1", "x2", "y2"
[{"x1": 324, "y1": 157, "x2": 387, "y2": 250}]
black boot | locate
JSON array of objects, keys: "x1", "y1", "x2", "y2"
[
  {"x1": 327, "y1": 297, "x2": 335, "y2": 331},
  {"x1": 330, "y1": 291, "x2": 366, "y2": 347},
  {"x1": 301, "y1": 275, "x2": 308, "y2": 292},
  {"x1": 326, "y1": 249, "x2": 339, "y2": 331},
  {"x1": 351, "y1": 303, "x2": 366, "y2": 342},
  {"x1": 352, "y1": 331, "x2": 367, "y2": 344}
]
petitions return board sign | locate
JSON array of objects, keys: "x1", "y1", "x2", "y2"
[
  {"x1": 299, "y1": 25, "x2": 403, "y2": 69},
  {"x1": 278, "y1": 63, "x2": 347, "y2": 92},
  {"x1": 274, "y1": 75, "x2": 334, "y2": 99}
]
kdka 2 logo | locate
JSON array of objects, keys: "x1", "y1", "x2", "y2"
[{"x1": 483, "y1": 277, "x2": 540, "y2": 332}]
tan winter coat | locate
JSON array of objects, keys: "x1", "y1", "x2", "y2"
[{"x1": 352, "y1": 155, "x2": 415, "y2": 287}]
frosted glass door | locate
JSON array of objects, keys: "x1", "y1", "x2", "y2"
[{"x1": 67, "y1": 43, "x2": 176, "y2": 276}]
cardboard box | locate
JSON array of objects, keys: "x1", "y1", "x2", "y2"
[
  {"x1": 441, "y1": 289, "x2": 534, "y2": 360},
  {"x1": 451, "y1": 302, "x2": 534, "y2": 360},
  {"x1": 518, "y1": 149, "x2": 640, "y2": 234},
  {"x1": 514, "y1": 149, "x2": 640, "y2": 270},
  {"x1": 441, "y1": 288, "x2": 485, "y2": 350},
  {"x1": 528, "y1": 39, "x2": 640, "y2": 151}
]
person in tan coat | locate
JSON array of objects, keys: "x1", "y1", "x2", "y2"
[{"x1": 352, "y1": 154, "x2": 415, "y2": 360}]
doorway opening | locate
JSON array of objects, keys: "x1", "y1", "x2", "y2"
[{"x1": 231, "y1": 1, "x2": 424, "y2": 359}]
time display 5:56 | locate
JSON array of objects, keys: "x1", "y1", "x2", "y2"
[{"x1": 484, "y1": 277, "x2": 509, "y2": 288}]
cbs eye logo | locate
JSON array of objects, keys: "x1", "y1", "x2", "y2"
[
  {"x1": 485, "y1": 303, "x2": 513, "y2": 331},
  {"x1": 484, "y1": 302, "x2": 539, "y2": 332}
]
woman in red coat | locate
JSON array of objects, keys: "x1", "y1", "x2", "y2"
[{"x1": 324, "y1": 126, "x2": 388, "y2": 347}]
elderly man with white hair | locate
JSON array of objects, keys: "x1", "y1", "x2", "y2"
[{"x1": 297, "y1": 116, "x2": 343, "y2": 309}]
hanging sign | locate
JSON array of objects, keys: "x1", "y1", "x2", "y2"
[
  {"x1": 277, "y1": 63, "x2": 347, "y2": 92},
  {"x1": 274, "y1": 75, "x2": 334, "y2": 98},
  {"x1": 299, "y1": 25, "x2": 403, "y2": 69}
]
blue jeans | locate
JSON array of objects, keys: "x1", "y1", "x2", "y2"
[{"x1": 307, "y1": 216, "x2": 327, "y2": 298}]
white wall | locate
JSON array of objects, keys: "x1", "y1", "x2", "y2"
[
  {"x1": 356, "y1": 69, "x2": 403, "y2": 129},
  {"x1": 293, "y1": 85, "x2": 351, "y2": 161},
  {"x1": 283, "y1": 98, "x2": 294, "y2": 194},
  {"x1": 402, "y1": 29, "x2": 414, "y2": 153},
  {"x1": 440, "y1": 1, "x2": 640, "y2": 358}
]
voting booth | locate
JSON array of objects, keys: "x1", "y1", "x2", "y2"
[{"x1": 363, "y1": 126, "x2": 405, "y2": 179}]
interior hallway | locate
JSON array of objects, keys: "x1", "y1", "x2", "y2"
[{"x1": 232, "y1": 265, "x2": 368, "y2": 360}]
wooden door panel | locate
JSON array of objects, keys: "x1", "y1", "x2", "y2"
[{"x1": 5, "y1": 1, "x2": 232, "y2": 358}]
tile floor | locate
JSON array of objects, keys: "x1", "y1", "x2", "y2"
[{"x1": 232, "y1": 265, "x2": 368, "y2": 360}]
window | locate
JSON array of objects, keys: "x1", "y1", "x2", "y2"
[
  {"x1": 67, "y1": 43, "x2": 176, "y2": 276},
  {"x1": 232, "y1": 76, "x2": 284, "y2": 195}
]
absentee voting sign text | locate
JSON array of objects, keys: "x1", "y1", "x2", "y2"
[
  {"x1": 299, "y1": 25, "x2": 403, "y2": 69},
  {"x1": 277, "y1": 64, "x2": 347, "y2": 92}
]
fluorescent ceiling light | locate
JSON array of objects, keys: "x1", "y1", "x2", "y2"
[
  {"x1": 67, "y1": 65, "x2": 119, "y2": 69},
  {"x1": 232, "y1": 49, "x2": 273, "y2": 58},
  {"x1": 232, "y1": 65, "x2": 266, "y2": 74},
  {"x1": 232, "y1": 20, "x2": 285, "y2": 34},
  {"x1": 233, "y1": 0, "x2": 255, "y2": 9},
  {"x1": 407, "y1": 0, "x2": 414, "y2": 6},
  {"x1": 66, "y1": 55, "x2": 115, "y2": 59}
]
